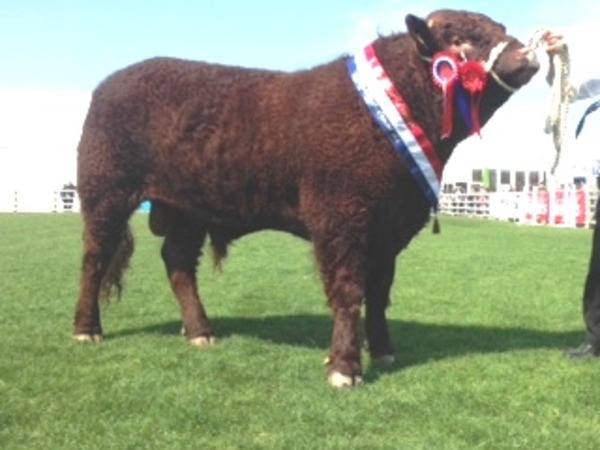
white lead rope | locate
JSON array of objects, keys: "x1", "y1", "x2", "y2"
[{"x1": 527, "y1": 29, "x2": 575, "y2": 174}]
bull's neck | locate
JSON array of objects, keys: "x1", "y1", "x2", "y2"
[
  {"x1": 371, "y1": 37, "x2": 463, "y2": 165},
  {"x1": 347, "y1": 43, "x2": 445, "y2": 212}
]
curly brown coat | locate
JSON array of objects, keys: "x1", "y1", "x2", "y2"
[{"x1": 73, "y1": 9, "x2": 539, "y2": 387}]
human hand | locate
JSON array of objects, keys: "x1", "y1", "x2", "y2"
[{"x1": 542, "y1": 31, "x2": 566, "y2": 54}]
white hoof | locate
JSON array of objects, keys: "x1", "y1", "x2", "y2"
[
  {"x1": 73, "y1": 334, "x2": 102, "y2": 343},
  {"x1": 189, "y1": 336, "x2": 217, "y2": 347},
  {"x1": 371, "y1": 354, "x2": 395, "y2": 365},
  {"x1": 328, "y1": 371, "x2": 364, "y2": 388}
]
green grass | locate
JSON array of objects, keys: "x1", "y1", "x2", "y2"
[{"x1": 1, "y1": 213, "x2": 600, "y2": 449}]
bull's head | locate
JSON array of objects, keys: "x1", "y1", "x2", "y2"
[{"x1": 405, "y1": 9, "x2": 540, "y2": 140}]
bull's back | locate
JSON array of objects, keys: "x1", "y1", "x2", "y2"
[{"x1": 78, "y1": 56, "x2": 368, "y2": 229}]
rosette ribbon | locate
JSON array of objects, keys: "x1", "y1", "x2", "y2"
[
  {"x1": 432, "y1": 51, "x2": 488, "y2": 139},
  {"x1": 459, "y1": 60, "x2": 487, "y2": 136},
  {"x1": 431, "y1": 52, "x2": 460, "y2": 139}
]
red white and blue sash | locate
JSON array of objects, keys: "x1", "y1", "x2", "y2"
[{"x1": 347, "y1": 44, "x2": 443, "y2": 211}]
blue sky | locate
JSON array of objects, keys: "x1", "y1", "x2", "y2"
[
  {"x1": 0, "y1": 0, "x2": 599, "y2": 189},
  {"x1": 2, "y1": 0, "x2": 594, "y2": 91}
]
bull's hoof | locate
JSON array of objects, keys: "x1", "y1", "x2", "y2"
[
  {"x1": 73, "y1": 333, "x2": 103, "y2": 343},
  {"x1": 189, "y1": 336, "x2": 217, "y2": 347},
  {"x1": 565, "y1": 342, "x2": 600, "y2": 359},
  {"x1": 328, "y1": 371, "x2": 364, "y2": 389},
  {"x1": 371, "y1": 354, "x2": 395, "y2": 365}
]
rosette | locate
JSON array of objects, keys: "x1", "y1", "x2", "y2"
[
  {"x1": 431, "y1": 51, "x2": 460, "y2": 138},
  {"x1": 459, "y1": 61, "x2": 487, "y2": 136}
]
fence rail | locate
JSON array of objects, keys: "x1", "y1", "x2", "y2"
[
  {"x1": 0, "y1": 189, "x2": 79, "y2": 213},
  {"x1": 439, "y1": 189, "x2": 596, "y2": 228},
  {"x1": 1, "y1": 188, "x2": 597, "y2": 228}
]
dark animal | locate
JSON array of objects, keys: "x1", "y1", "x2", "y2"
[{"x1": 73, "y1": 9, "x2": 540, "y2": 387}]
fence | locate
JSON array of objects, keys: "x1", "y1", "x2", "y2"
[
  {"x1": 1, "y1": 188, "x2": 597, "y2": 228},
  {"x1": 439, "y1": 188, "x2": 596, "y2": 228},
  {"x1": 0, "y1": 189, "x2": 79, "y2": 213}
]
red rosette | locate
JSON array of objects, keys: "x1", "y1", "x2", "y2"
[
  {"x1": 459, "y1": 60, "x2": 487, "y2": 136},
  {"x1": 459, "y1": 60, "x2": 487, "y2": 94},
  {"x1": 431, "y1": 51, "x2": 460, "y2": 139}
]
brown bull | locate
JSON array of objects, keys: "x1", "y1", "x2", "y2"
[{"x1": 73, "y1": 9, "x2": 540, "y2": 387}]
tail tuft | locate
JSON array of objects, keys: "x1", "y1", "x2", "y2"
[
  {"x1": 209, "y1": 231, "x2": 229, "y2": 271},
  {"x1": 99, "y1": 227, "x2": 134, "y2": 302}
]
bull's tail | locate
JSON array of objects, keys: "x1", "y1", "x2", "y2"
[
  {"x1": 99, "y1": 226, "x2": 134, "y2": 302},
  {"x1": 209, "y1": 232, "x2": 229, "y2": 271}
]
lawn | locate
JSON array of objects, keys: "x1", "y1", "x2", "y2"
[{"x1": 1, "y1": 213, "x2": 599, "y2": 449}]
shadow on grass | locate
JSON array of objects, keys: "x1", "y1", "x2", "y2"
[{"x1": 109, "y1": 314, "x2": 583, "y2": 374}]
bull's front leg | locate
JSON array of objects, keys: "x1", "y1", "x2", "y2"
[
  {"x1": 314, "y1": 232, "x2": 367, "y2": 388},
  {"x1": 364, "y1": 254, "x2": 396, "y2": 364},
  {"x1": 326, "y1": 275, "x2": 364, "y2": 388}
]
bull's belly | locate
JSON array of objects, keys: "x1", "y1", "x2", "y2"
[{"x1": 145, "y1": 183, "x2": 309, "y2": 239}]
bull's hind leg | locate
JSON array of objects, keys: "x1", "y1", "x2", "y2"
[
  {"x1": 159, "y1": 209, "x2": 214, "y2": 346},
  {"x1": 73, "y1": 210, "x2": 133, "y2": 342},
  {"x1": 364, "y1": 254, "x2": 396, "y2": 364}
]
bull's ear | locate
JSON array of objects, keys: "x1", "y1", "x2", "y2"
[{"x1": 405, "y1": 14, "x2": 439, "y2": 59}]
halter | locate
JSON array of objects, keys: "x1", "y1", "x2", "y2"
[
  {"x1": 484, "y1": 42, "x2": 521, "y2": 94},
  {"x1": 420, "y1": 41, "x2": 520, "y2": 96},
  {"x1": 488, "y1": 69, "x2": 519, "y2": 94}
]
